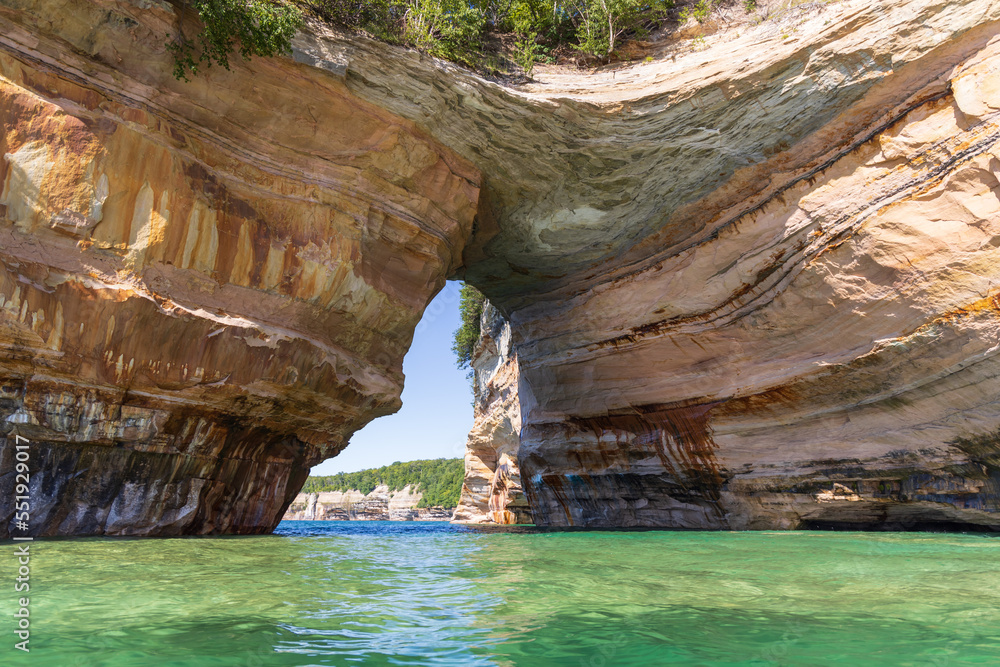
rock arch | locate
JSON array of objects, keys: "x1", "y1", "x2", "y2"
[{"x1": 3, "y1": 0, "x2": 1000, "y2": 534}]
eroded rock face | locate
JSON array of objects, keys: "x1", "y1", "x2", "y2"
[
  {"x1": 345, "y1": 0, "x2": 1000, "y2": 530},
  {"x1": 4, "y1": 0, "x2": 1000, "y2": 534},
  {"x1": 506, "y1": 29, "x2": 1000, "y2": 530},
  {"x1": 452, "y1": 303, "x2": 531, "y2": 524},
  {"x1": 0, "y1": 0, "x2": 478, "y2": 536},
  {"x1": 505, "y1": 8, "x2": 1000, "y2": 529}
]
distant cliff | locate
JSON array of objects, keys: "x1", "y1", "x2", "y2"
[
  {"x1": 284, "y1": 485, "x2": 453, "y2": 521},
  {"x1": 285, "y1": 459, "x2": 462, "y2": 521}
]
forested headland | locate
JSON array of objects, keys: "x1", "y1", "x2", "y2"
[{"x1": 301, "y1": 458, "x2": 465, "y2": 508}]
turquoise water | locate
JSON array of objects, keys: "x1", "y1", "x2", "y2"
[{"x1": 2, "y1": 521, "x2": 1000, "y2": 666}]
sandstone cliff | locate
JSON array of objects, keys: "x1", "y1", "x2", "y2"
[
  {"x1": 3, "y1": 0, "x2": 1000, "y2": 534},
  {"x1": 283, "y1": 485, "x2": 453, "y2": 521},
  {"x1": 0, "y1": 0, "x2": 477, "y2": 536},
  {"x1": 424, "y1": 0, "x2": 1000, "y2": 530},
  {"x1": 452, "y1": 303, "x2": 532, "y2": 524}
]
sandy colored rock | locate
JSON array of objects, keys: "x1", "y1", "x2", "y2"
[
  {"x1": 0, "y1": 0, "x2": 477, "y2": 536},
  {"x1": 432, "y1": 0, "x2": 1000, "y2": 529},
  {"x1": 4, "y1": 0, "x2": 1000, "y2": 534},
  {"x1": 283, "y1": 485, "x2": 453, "y2": 521},
  {"x1": 452, "y1": 303, "x2": 531, "y2": 524}
]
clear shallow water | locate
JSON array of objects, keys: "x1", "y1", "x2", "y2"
[{"x1": 1, "y1": 522, "x2": 999, "y2": 666}]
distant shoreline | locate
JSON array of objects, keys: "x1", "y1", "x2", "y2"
[{"x1": 283, "y1": 487, "x2": 455, "y2": 522}]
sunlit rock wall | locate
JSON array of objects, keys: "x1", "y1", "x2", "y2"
[
  {"x1": 452, "y1": 303, "x2": 532, "y2": 524},
  {"x1": 509, "y1": 7, "x2": 1000, "y2": 529},
  {"x1": 283, "y1": 486, "x2": 453, "y2": 521},
  {"x1": 0, "y1": 0, "x2": 478, "y2": 536},
  {"x1": 4, "y1": 0, "x2": 1000, "y2": 534},
  {"x1": 332, "y1": 0, "x2": 1000, "y2": 529},
  {"x1": 506, "y1": 11, "x2": 1000, "y2": 530}
]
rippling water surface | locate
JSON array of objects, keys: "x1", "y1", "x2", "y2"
[{"x1": 2, "y1": 521, "x2": 1000, "y2": 665}]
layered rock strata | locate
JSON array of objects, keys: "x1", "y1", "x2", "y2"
[
  {"x1": 504, "y1": 14, "x2": 1000, "y2": 530},
  {"x1": 330, "y1": 0, "x2": 1000, "y2": 529},
  {"x1": 0, "y1": 0, "x2": 477, "y2": 536},
  {"x1": 452, "y1": 303, "x2": 532, "y2": 524},
  {"x1": 4, "y1": 0, "x2": 1000, "y2": 534},
  {"x1": 283, "y1": 485, "x2": 453, "y2": 521}
]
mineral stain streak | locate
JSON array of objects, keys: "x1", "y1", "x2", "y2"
[
  {"x1": 487, "y1": 453, "x2": 517, "y2": 524},
  {"x1": 522, "y1": 404, "x2": 727, "y2": 528}
]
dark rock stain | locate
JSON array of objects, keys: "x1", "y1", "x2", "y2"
[{"x1": 525, "y1": 403, "x2": 730, "y2": 528}]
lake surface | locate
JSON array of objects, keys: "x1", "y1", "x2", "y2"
[{"x1": 1, "y1": 521, "x2": 999, "y2": 665}]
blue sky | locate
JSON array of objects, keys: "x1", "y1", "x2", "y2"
[{"x1": 310, "y1": 280, "x2": 474, "y2": 475}]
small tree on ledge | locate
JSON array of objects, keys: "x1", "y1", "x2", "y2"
[
  {"x1": 452, "y1": 283, "x2": 485, "y2": 370},
  {"x1": 168, "y1": 0, "x2": 303, "y2": 81}
]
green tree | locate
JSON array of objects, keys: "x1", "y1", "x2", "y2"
[
  {"x1": 679, "y1": 0, "x2": 713, "y2": 23},
  {"x1": 402, "y1": 0, "x2": 487, "y2": 66},
  {"x1": 169, "y1": 0, "x2": 721, "y2": 80},
  {"x1": 310, "y1": 0, "x2": 407, "y2": 41},
  {"x1": 452, "y1": 283, "x2": 485, "y2": 370},
  {"x1": 169, "y1": 0, "x2": 303, "y2": 80},
  {"x1": 570, "y1": 0, "x2": 672, "y2": 58}
]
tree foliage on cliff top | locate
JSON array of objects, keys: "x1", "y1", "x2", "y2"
[
  {"x1": 452, "y1": 283, "x2": 485, "y2": 370},
  {"x1": 306, "y1": 0, "x2": 687, "y2": 67},
  {"x1": 170, "y1": 0, "x2": 744, "y2": 80},
  {"x1": 169, "y1": 0, "x2": 304, "y2": 80},
  {"x1": 302, "y1": 458, "x2": 464, "y2": 508}
]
